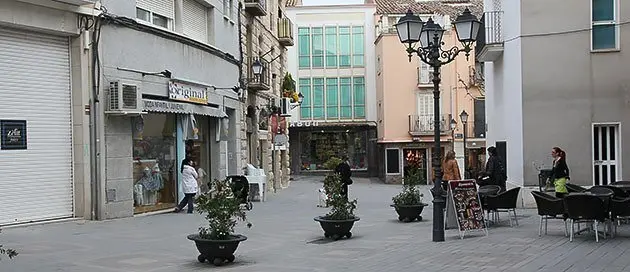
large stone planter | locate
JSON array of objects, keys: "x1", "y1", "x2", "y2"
[
  {"x1": 314, "y1": 216, "x2": 360, "y2": 241},
  {"x1": 391, "y1": 203, "x2": 428, "y2": 222},
  {"x1": 187, "y1": 234, "x2": 247, "y2": 266}
]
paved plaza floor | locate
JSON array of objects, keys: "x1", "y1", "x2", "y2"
[{"x1": 2, "y1": 176, "x2": 630, "y2": 272}]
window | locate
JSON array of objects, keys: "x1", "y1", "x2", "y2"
[
  {"x1": 417, "y1": 93, "x2": 434, "y2": 116},
  {"x1": 299, "y1": 78, "x2": 312, "y2": 118},
  {"x1": 182, "y1": 0, "x2": 208, "y2": 43},
  {"x1": 352, "y1": 26, "x2": 364, "y2": 66},
  {"x1": 312, "y1": 78, "x2": 325, "y2": 119},
  {"x1": 418, "y1": 62, "x2": 431, "y2": 84},
  {"x1": 353, "y1": 77, "x2": 365, "y2": 118},
  {"x1": 592, "y1": 0, "x2": 618, "y2": 50},
  {"x1": 326, "y1": 78, "x2": 338, "y2": 118},
  {"x1": 386, "y1": 148, "x2": 401, "y2": 174},
  {"x1": 339, "y1": 27, "x2": 351, "y2": 67},
  {"x1": 311, "y1": 27, "x2": 324, "y2": 68},
  {"x1": 136, "y1": 0, "x2": 174, "y2": 30},
  {"x1": 340, "y1": 77, "x2": 352, "y2": 118},
  {"x1": 298, "y1": 27, "x2": 311, "y2": 68},
  {"x1": 325, "y1": 26, "x2": 338, "y2": 68}
]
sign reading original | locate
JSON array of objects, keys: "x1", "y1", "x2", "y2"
[{"x1": 168, "y1": 81, "x2": 208, "y2": 104}]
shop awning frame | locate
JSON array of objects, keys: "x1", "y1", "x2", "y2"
[{"x1": 142, "y1": 99, "x2": 227, "y2": 118}]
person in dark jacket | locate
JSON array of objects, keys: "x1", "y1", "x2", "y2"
[
  {"x1": 549, "y1": 146, "x2": 570, "y2": 198},
  {"x1": 481, "y1": 146, "x2": 507, "y2": 190},
  {"x1": 335, "y1": 156, "x2": 352, "y2": 200}
]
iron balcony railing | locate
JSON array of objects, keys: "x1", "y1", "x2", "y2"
[
  {"x1": 244, "y1": 0, "x2": 267, "y2": 16},
  {"x1": 277, "y1": 17, "x2": 294, "y2": 45},
  {"x1": 409, "y1": 114, "x2": 450, "y2": 135},
  {"x1": 475, "y1": 11, "x2": 503, "y2": 56}
]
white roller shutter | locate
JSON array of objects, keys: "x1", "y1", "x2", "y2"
[
  {"x1": 183, "y1": 0, "x2": 208, "y2": 43},
  {"x1": 0, "y1": 27, "x2": 73, "y2": 225},
  {"x1": 137, "y1": 0, "x2": 175, "y2": 18}
]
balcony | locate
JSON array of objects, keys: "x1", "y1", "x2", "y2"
[
  {"x1": 244, "y1": 0, "x2": 267, "y2": 17},
  {"x1": 278, "y1": 18, "x2": 294, "y2": 46},
  {"x1": 476, "y1": 11, "x2": 504, "y2": 62},
  {"x1": 247, "y1": 57, "x2": 270, "y2": 91},
  {"x1": 408, "y1": 114, "x2": 450, "y2": 136}
]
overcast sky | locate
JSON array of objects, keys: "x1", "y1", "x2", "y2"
[{"x1": 301, "y1": 0, "x2": 364, "y2": 5}]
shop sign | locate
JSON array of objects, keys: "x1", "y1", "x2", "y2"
[
  {"x1": 1, "y1": 120, "x2": 27, "y2": 150},
  {"x1": 289, "y1": 121, "x2": 319, "y2": 127},
  {"x1": 143, "y1": 100, "x2": 187, "y2": 112},
  {"x1": 168, "y1": 81, "x2": 208, "y2": 104}
]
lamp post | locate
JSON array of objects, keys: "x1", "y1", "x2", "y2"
[
  {"x1": 459, "y1": 110, "x2": 469, "y2": 179},
  {"x1": 395, "y1": 8, "x2": 480, "y2": 242},
  {"x1": 450, "y1": 119, "x2": 457, "y2": 147}
]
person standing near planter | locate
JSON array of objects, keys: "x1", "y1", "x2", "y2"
[
  {"x1": 174, "y1": 158, "x2": 199, "y2": 213},
  {"x1": 442, "y1": 150, "x2": 461, "y2": 190},
  {"x1": 549, "y1": 146, "x2": 570, "y2": 198},
  {"x1": 335, "y1": 156, "x2": 353, "y2": 201}
]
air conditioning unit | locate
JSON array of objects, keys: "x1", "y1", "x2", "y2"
[
  {"x1": 105, "y1": 81, "x2": 142, "y2": 114},
  {"x1": 280, "y1": 97, "x2": 291, "y2": 117}
]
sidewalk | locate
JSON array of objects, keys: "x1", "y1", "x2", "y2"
[{"x1": 1, "y1": 176, "x2": 630, "y2": 271}]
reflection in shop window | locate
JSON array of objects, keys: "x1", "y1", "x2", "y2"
[{"x1": 299, "y1": 130, "x2": 367, "y2": 171}]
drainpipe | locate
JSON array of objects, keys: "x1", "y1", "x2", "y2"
[{"x1": 90, "y1": 19, "x2": 103, "y2": 220}]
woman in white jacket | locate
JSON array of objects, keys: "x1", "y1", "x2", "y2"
[{"x1": 174, "y1": 158, "x2": 199, "y2": 213}]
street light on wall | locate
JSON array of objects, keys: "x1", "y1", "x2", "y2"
[
  {"x1": 459, "y1": 110, "x2": 469, "y2": 179},
  {"x1": 395, "y1": 8, "x2": 480, "y2": 242},
  {"x1": 251, "y1": 58, "x2": 263, "y2": 76},
  {"x1": 450, "y1": 119, "x2": 457, "y2": 146}
]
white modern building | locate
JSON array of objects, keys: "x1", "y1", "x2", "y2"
[{"x1": 286, "y1": 1, "x2": 378, "y2": 176}]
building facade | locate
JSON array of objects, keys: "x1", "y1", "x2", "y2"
[
  {"x1": 478, "y1": 0, "x2": 630, "y2": 189},
  {"x1": 95, "y1": 0, "x2": 242, "y2": 218},
  {"x1": 239, "y1": 0, "x2": 295, "y2": 192},
  {"x1": 286, "y1": 2, "x2": 378, "y2": 177},
  {"x1": 0, "y1": 0, "x2": 97, "y2": 226},
  {"x1": 375, "y1": 0, "x2": 484, "y2": 184}
]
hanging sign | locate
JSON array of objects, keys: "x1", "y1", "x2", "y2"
[
  {"x1": 168, "y1": 81, "x2": 208, "y2": 104},
  {"x1": 447, "y1": 179, "x2": 487, "y2": 239},
  {"x1": 1, "y1": 120, "x2": 27, "y2": 150}
]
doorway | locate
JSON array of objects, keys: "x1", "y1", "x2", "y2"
[{"x1": 593, "y1": 124, "x2": 621, "y2": 185}]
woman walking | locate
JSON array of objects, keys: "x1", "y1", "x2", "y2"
[
  {"x1": 549, "y1": 147, "x2": 570, "y2": 198},
  {"x1": 174, "y1": 158, "x2": 199, "y2": 213},
  {"x1": 442, "y1": 150, "x2": 462, "y2": 189}
]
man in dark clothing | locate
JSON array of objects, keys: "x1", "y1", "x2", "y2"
[
  {"x1": 481, "y1": 146, "x2": 507, "y2": 191},
  {"x1": 335, "y1": 156, "x2": 353, "y2": 200}
]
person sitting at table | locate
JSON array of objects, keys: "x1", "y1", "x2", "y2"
[
  {"x1": 549, "y1": 146, "x2": 570, "y2": 198},
  {"x1": 479, "y1": 146, "x2": 507, "y2": 191}
]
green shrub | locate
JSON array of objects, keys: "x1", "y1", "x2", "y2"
[
  {"x1": 323, "y1": 157, "x2": 343, "y2": 171},
  {"x1": 195, "y1": 178, "x2": 252, "y2": 240},
  {"x1": 323, "y1": 174, "x2": 358, "y2": 220},
  {"x1": 392, "y1": 167, "x2": 425, "y2": 206}
]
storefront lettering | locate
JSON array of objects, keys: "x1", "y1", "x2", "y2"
[
  {"x1": 168, "y1": 81, "x2": 208, "y2": 104},
  {"x1": 289, "y1": 121, "x2": 319, "y2": 127},
  {"x1": 143, "y1": 100, "x2": 187, "y2": 111}
]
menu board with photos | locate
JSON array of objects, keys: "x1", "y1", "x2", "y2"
[{"x1": 448, "y1": 179, "x2": 487, "y2": 238}]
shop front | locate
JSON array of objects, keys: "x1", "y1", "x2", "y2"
[
  {"x1": 289, "y1": 121, "x2": 378, "y2": 177},
  {"x1": 381, "y1": 141, "x2": 447, "y2": 184}
]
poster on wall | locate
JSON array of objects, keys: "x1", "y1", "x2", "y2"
[
  {"x1": 447, "y1": 179, "x2": 487, "y2": 239},
  {"x1": 1, "y1": 120, "x2": 27, "y2": 150}
]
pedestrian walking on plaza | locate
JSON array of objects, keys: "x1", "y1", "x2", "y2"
[
  {"x1": 442, "y1": 150, "x2": 461, "y2": 190},
  {"x1": 549, "y1": 146, "x2": 570, "y2": 198},
  {"x1": 481, "y1": 146, "x2": 507, "y2": 191},
  {"x1": 174, "y1": 158, "x2": 199, "y2": 213},
  {"x1": 335, "y1": 156, "x2": 353, "y2": 201}
]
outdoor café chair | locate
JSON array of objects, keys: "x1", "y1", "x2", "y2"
[
  {"x1": 485, "y1": 187, "x2": 521, "y2": 227},
  {"x1": 564, "y1": 194, "x2": 609, "y2": 242},
  {"x1": 531, "y1": 191, "x2": 568, "y2": 237}
]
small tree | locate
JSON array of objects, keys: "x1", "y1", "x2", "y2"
[
  {"x1": 323, "y1": 156, "x2": 343, "y2": 171},
  {"x1": 392, "y1": 168, "x2": 425, "y2": 206},
  {"x1": 195, "y1": 178, "x2": 252, "y2": 240},
  {"x1": 0, "y1": 229, "x2": 17, "y2": 261},
  {"x1": 323, "y1": 174, "x2": 357, "y2": 220}
]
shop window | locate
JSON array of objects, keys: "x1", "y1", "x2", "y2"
[
  {"x1": 403, "y1": 149, "x2": 427, "y2": 184},
  {"x1": 299, "y1": 130, "x2": 368, "y2": 170},
  {"x1": 386, "y1": 148, "x2": 400, "y2": 174},
  {"x1": 132, "y1": 114, "x2": 178, "y2": 214}
]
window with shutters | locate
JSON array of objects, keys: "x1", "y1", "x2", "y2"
[
  {"x1": 418, "y1": 62, "x2": 431, "y2": 85},
  {"x1": 182, "y1": 0, "x2": 208, "y2": 43},
  {"x1": 136, "y1": 0, "x2": 175, "y2": 30},
  {"x1": 416, "y1": 92, "x2": 442, "y2": 118}
]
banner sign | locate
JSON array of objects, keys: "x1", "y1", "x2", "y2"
[
  {"x1": 447, "y1": 179, "x2": 487, "y2": 239},
  {"x1": 168, "y1": 81, "x2": 208, "y2": 104},
  {"x1": 1, "y1": 120, "x2": 27, "y2": 150}
]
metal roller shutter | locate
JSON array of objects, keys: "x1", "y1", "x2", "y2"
[
  {"x1": 0, "y1": 27, "x2": 73, "y2": 225},
  {"x1": 183, "y1": 0, "x2": 208, "y2": 43},
  {"x1": 137, "y1": 0, "x2": 175, "y2": 18}
]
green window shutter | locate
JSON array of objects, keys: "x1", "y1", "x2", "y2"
[
  {"x1": 299, "y1": 78, "x2": 311, "y2": 118},
  {"x1": 298, "y1": 27, "x2": 311, "y2": 68},
  {"x1": 352, "y1": 26, "x2": 364, "y2": 67},
  {"x1": 325, "y1": 26, "x2": 337, "y2": 68},
  {"x1": 339, "y1": 26, "x2": 351, "y2": 67},
  {"x1": 311, "y1": 27, "x2": 324, "y2": 68},
  {"x1": 340, "y1": 77, "x2": 352, "y2": 118},
  {"x1": 312, "y1": 78, "x2": 325, "y2": 119},
  {"x1": 353, "y1": 77, "x2": 365, "y2": 118},
  {"x1": 326, "y1": 78, "x2": 339, "y2": 118}
]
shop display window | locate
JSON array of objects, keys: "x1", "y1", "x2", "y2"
[
  {"x1": 299, "y1": 130, "x2": 368, "y2": 171},
  {"x1": 132, "y1": 114, "x2": 178, "y2": 214},
  {"x1": 403, "y1": 149, "x2": 428, "y2": 185},
  {"x1": 184, "y1": 115, "x2": 210, "y2": 193}
]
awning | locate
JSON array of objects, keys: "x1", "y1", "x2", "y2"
[{"x1": 142, "y1": 99, "x2": 227, "y2": 118}]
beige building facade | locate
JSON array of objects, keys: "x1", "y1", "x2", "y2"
[{"x1": 239, "y1": 0, "x2": 295, "y2": 192}]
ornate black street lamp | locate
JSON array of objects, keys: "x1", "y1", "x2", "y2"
[
  {"x1": 450, "y1": 118, "x2": 457, "y2": 146},
  {"x1": 395, "y1": 8, "x2": 480, "y2": 242},
  {"x1": 460, "y1": 110, "x2": 469, "y2": 179}
]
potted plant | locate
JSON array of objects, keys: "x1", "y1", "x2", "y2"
[
  {"x1": 281, "y1": 73, "x2": 300, "y2": 103},
  {"x1": 187, "y1": 178, "x2": 252, "y2": 266},
  {"x1": 391, "y1": 166, "x2": 428, "y2": 222},
  {"x1": 314, "y1": 174, "x2": 359, "y2": 240},
  {"x1": 0, "y1": 229, "x2": 17, "y2": 261}
]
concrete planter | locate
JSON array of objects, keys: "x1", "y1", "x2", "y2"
[{"x1": 187, "y1": 234, "x2": 247, "y2": 266}]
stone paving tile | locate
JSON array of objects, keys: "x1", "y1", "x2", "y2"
[{"x1": 2, "y1": 176, "x2": 630, "y2": 271}]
